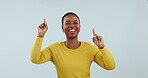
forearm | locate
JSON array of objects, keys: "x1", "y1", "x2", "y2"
[
  {"x1": 100, "y1": 47, "x2": 116, "y2": 70},
  {"x1": 30, "y1": 37, "x2": 43, "y2": 64}
]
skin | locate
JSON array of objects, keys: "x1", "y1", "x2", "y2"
[
  {"x1": 92, "y1": 28, "x2": 105, "y2": 49},
  {"x1": 62, "y1": 14, "x2": 80, "y2": 49},
  {"x1": 37, "y1": 19, "x2": 48, "y2": 38},
  {"x1": 37, "y1": 15, "x2": 104, "y2": 49}
]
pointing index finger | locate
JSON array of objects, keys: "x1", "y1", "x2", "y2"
[
  {"x1": 44, "y1": 19, "x2": 48, "y2": 27},
  {"x1": 44, "y1": 19, "x2": 46, "y2": 24},
  {"x1": 92, "y1": 28, "x2": 96, "y2": 36}
]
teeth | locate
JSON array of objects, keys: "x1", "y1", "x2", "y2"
[{"x1": 69, "y1": 30, "x2": 76, "y2": 32}]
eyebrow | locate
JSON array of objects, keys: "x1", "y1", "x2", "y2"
[
  {"x1": 65, "y1": 20, "x2": 78, "y2": 23},
  {"x1": 65, "y1": 20, "x2": 71, "y2": 22}
]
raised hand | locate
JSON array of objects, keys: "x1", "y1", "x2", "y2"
[
  {"x1": 92, "y1": 28, "x2": 105, "y2": 49},
  {"x1": 38, "y1": 19, "x2": 48, "y2": 38}
]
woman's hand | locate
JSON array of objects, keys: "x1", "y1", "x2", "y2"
[
  {"x1": 92, "y1": 28, "x2": 105, "y2": 49},
  {"x1": 38, "y1": 19, "x2": 48, "y2": 38}
]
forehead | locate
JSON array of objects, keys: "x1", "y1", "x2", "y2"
[{"x1": 64, "y1": 14, "x2": 79, "y2": 21}]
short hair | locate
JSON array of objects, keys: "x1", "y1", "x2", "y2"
[{"x1": 61, "y1": 12, "x2": 80, "y2": 25}]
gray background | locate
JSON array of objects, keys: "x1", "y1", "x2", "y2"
[{"x1": 0, "y1": 0, "x2": 148, "y2": 78}]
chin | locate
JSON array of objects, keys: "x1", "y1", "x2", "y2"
[{"x1": 67, "y1": 35, "x2": 78, "y2": 39}]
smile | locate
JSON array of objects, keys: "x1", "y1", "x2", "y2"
[
  {"x1": 69, "y1": 29, "x2": 76, "y2": 32},
  {"x1": 68, "y1": 29, "x2": 77, "y2": 34}
]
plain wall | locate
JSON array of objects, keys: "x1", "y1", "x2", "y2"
[{"x1": 0, "y1": 0, "x2": 148, "y2": 78}]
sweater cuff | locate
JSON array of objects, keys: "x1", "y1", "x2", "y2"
[
  {"x1": 37, "y1": 36, "x2": 43, "y2": 40},
  {"x1": 36, "y1": 36, "x2": 43, "y2": 42},
  {"x1": 99, "y1": 46, "x2": 110, "y2": 54}
]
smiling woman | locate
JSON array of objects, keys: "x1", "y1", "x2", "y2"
[
  {"x1": 62, "y1": 13, "x2": 80, "y2": 44},
  {"x1": 30, "y1": 12, "x2": 116, "y2": 78}
]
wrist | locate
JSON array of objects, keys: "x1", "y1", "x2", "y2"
[
  {"x1": 38, "y1": 33, "x2": 45, "y2": 38},
  {"x1": 98, "y1": 44, "x2": 105, "y2": 49},
  {"x1": 37, "y1": 36, "x2": 44, "y2": 38},
  {"x1": 37, "y1": 35, "x2": 44, "y2": 38}
]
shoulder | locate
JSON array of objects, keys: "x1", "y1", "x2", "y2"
[
  {"x1": 47, "y1": 41, "x2": 64, "y2": 48},
  {"x1": 50, "y1": 42, "x2": 61, "y2": 45},
  {"x1": 81, "y1": 41, "x2": 96, "y2": 47},
  {"x1": 81, "y1": 41, "x2": 99, "y2": 55},
  {"x1": 82, "y1": 41, "x2": 98, "y2": 50},
  {"x1": 81, "y1": 41, "x2": 98, "y2": 50}
]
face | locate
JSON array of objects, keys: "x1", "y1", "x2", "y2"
[{"x1": 62, "y1": 14, "x2": 80, "y2": 39}]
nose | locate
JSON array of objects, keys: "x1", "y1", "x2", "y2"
[{"x1": 69, "y1": 25, "x2": 75, "y2": 28}]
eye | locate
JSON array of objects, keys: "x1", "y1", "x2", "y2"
[
  {"x1": 65, "y1": 22, "x2": 70, "y2": 25},
  {"x1": 74, "y1": 22, "x2": 78, "y2": 24}
]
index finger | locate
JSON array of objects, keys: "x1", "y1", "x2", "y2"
[
  {"x1": 44, "y1": 19, "x2": 47, "y2": 25},
  {"x1": 92, "y1": 28, "x2": 96, "y2": 36}
]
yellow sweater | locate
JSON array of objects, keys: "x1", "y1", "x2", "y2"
[{"x1": 30, "y1": 37, "x2": 116, "y2": 78}]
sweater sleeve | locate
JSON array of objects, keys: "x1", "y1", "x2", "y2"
[
  {"x1": 94, "y1": 47, "x2": 116, "y2": 70},
  {"x1": 30, "y1": 37, "x2": 52, "y2": 64}
]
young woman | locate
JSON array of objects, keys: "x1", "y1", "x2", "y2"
[{"x1": 30, "y1": 12, "x2": 116, "y2": 78}]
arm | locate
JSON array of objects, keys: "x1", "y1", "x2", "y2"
[
  {"x1": 30, "y1": 37, "x2": 52, "y2": 64},
  {"x1": 94, "y1": 47, "x2": 116, "y2": 70},
  {"x1": 92, "y1": 28, "x2": 116, "y2": 70},
  {"x1": 30, "y1": 19, "x2": 52, "y2": 64}
]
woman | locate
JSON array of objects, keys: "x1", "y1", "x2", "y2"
[{"x1": 30, "y1": 12, "x2": 116, "y2": 78}]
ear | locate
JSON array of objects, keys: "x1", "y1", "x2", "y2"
[
  {"x1": 61, "y1": 26, "x2": 64, "y2": 32},
  {"x1": 79, "y1": 25, "x2": 81, "y2": 32}
]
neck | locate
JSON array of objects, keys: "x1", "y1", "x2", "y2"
[{"x1": 65, "y1": 37, "x2": 80, "y2": 49}]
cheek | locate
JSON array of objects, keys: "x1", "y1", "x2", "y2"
[
  {"x1": 77, "y1": 26, "x2": 80, "y2": 31},
  {"x1": 62, "y1": 26, "x2": 67, "y2": 32}
]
